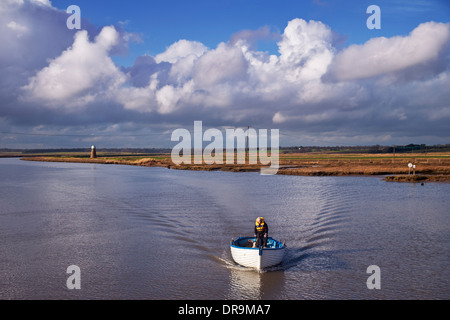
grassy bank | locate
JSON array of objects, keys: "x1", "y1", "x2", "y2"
[
  {"x1": 18, "y1": 151, "x2": 450, "y2": 183},
  {"x1": 383, "y1": 175, "x2": 450, "y2": 183}
]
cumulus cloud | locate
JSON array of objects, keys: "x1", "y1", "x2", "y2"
[
  {"x1": 6, "y1": 21, "x2": 28, "y2": 34},
  {"x1": 194, "y1": 42, "x2": 249, "y2": 87},
  {"x1": 155, "y1": 39, "x2": 207, "y2": 64},
  {"x1": 122, "y1": 55, "x2": 170, "y2": 88},
  {"x1": 30, "y1": 0, "x2": 51, "y2": 7},
  {"x1": 229, "y1": 25, "x2": 280, "y2": 48},
  {"x1": 278, "y1": 19, "x2": 334, "y2": 79},
  {"x1": 1, "y1": 0, "x2": 450, "y2": 147},
  {"x1": 24, "y1": 26, "x2": 126, "y2": 105},
  {"x1": 155, "y1": 39, "x2": 207, "y2": 85},
  {"x1": 326, "y1": 21, "x2": 450, "y2": 81}
]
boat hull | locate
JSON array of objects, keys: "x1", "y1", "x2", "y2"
[{"x1": 230, "y1": 237, "x2": 286, "y2": 271}]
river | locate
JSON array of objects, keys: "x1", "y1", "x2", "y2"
[{"x1": 0, "y1": 158, "x2": 449, "y2": 300}]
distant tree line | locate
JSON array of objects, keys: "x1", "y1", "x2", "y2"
[
  {"x1": 0, "y1": 148, "x2": 173, "y2": 155},
  {"x1": 282, "y1": 143, "x2": 450, "y2": 154},
  {"x1": 1, "y1": 143, "x2": 449, "y2": 155}
]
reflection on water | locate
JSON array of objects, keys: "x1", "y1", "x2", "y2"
[
  {"x1": 227, "y1": 265, "x2": 286, "y2": 300},
  {"x1": 228, "y1": 269, "x2": 263, "y2": 299},
  {"x1": 0, "y1": 158, "x2": 449, "y2": 299}
]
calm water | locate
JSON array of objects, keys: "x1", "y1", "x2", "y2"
[{"x1": 0, "y1": 158, "x2": 449, "y2": 300}]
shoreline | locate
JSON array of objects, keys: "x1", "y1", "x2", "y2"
[{"x1": 19, "y1": 154, "x2": 450, "y2": 183}]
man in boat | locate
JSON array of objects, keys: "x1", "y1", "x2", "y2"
[{"x1": 254, "y1": 217, "x2": 268, "y2": 248}]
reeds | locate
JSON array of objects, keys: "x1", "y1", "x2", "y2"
[{"x1": 21, "y1": 152, "x2": 450, "y2": 182}]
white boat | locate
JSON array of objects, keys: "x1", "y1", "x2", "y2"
[{"x1": 230, "y1": 236, "x2": 286, "y2": 271}]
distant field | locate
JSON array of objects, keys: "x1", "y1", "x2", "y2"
[
  {"x1": 17, "y1": 151, "x2": 450, "y2": 183},
  {"x1": 280, "y1": 154, "x2": 450, "y2": 160}
]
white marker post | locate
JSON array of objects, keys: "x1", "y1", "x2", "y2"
[{"x1": 408, "y1": 163, "x2": 413, "y2": 175}]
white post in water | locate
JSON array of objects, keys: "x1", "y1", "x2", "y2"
[{"x1": 91, "y1": 145, "x2": 97, "y2": 158}]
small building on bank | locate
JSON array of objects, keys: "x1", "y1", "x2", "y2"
[{"x1": 90, "y1": 145, "x2": 97, "y2": 158}]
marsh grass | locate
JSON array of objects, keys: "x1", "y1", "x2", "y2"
[{"x1": 21, "y1": 152, "x2": 450, "y2": 182}]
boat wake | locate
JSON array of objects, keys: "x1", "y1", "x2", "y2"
[{"x1": 277, "y1": 182, "x2": 356, "y2": 271}]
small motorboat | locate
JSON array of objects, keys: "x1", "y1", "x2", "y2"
[{"x1": 230, "y1": 236, "x2": 286, "y2": 271}]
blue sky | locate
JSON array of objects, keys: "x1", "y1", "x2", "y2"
[
  {"x1": 52, "y1": 0, "x2": 450, "y2": 65},
  {"x1": 1, "y1": 0, "x2": 449, "y2": 148}
]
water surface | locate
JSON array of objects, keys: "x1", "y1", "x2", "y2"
[{"x1": 0, "y1": 158, "x2": 449, "y2": 299}]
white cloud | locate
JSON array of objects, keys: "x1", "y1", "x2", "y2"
[
  {"x1": 272, "y1": 112, "x2": 288, "y2": 124},
  {"x1": 0, "y1": 0, "x2": 24, "y2": 10},
  {"x1": 278, "y1": 18, "x2": 334, "y2": 81},
  {"x1": 2, "y1": 0, "x2": 450, "y2": 146},
  {"x1": 155, "y1": 39, "x2": 207, "y2": 64},
  {"x1": 326, "y1": 21, "x2": 450, "y2": 81},
  {"x1": 229, "y1": 25, "x2": 279, "y2": 48},
  {"x1": 23, "y1": 26, "x2": 126, "y2": 107},
  {"x1": 193, "y1": 42, "x2": 248, "y2": 87},
  {"x1": 18, "y1": 17, "x2": 450, "y2": 132},
  {"x1": 30, "y1": 0, "x2": 51, "y2": 7},
  {"x1": 6, "y1": 21, "x2": 28, "y2": 33},
  {"x1": 114, "y1": 73, "x2": 158, "y2": 112},
  {"x1": 154, "y1": 39, "x2": 208, "y2": 86}
]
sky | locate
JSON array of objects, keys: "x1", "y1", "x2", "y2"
[{"x1": 0, "y1": 0, "x2": 449, "y2": 148}]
